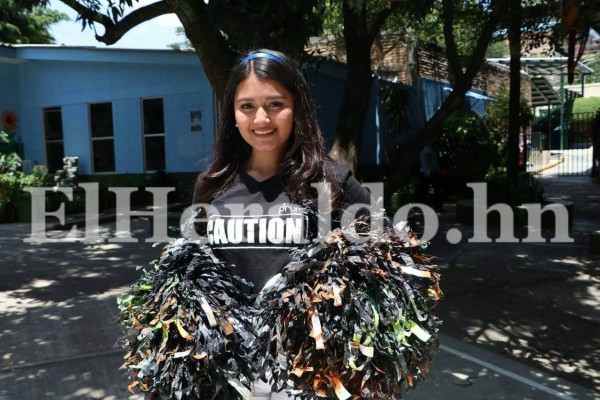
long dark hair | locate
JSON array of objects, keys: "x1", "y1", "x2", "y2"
[{"x1": 194, "y1": 49, "x2": 342, "y2": 210}]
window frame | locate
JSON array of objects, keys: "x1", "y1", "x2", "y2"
[
  {"x1": 43, "y1": 106, "x2": 64, "y2": 173},
  {"x1": 141, "y1": 96, "x2": 166, "y2": 172},
  {"x1": 89, "y1": 101, "x2": 116, "y2": 174}
]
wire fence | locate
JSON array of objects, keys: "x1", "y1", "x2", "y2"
[{"x1": 529, "y1": 111, "x2": 595, "y2": 176}]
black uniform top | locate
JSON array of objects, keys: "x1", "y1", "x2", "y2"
[{"x1": 202, "y1": 162, "x2": 372, "y2": 293}]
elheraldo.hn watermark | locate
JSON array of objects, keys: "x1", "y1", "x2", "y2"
[{"x1": 22, "y1": 182, "x2": 573, "y2": 244}]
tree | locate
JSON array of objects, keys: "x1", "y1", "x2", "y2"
[
  {"x1": 0, "y1": 0, "x2": 67, "y2": 44},
  {"x1": 47, "y1": 0, "x2": 323, "y2": 100},
  {"x1": 506, "y1": 0, "x2": 523, "y2": 191},
  {"x1": 168, "y1": 27, "x2": 190, "y2": 50},
  {"x1": 324, "y1": 0, "x2": 433, "y2": 171},
  {"x1": 387, "y1": 0, "x2": 509, "y2": 195}
]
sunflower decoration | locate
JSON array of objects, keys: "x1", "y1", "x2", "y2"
[{"x1": 1, "y1": 111, "x2": 17, "y2": 133}]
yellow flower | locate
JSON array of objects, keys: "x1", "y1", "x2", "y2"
[{"x1": 1, "y1": 111, "x2": 17, "y2": 132}]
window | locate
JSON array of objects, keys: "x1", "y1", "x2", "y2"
[
  {"x1": 90, "y1": 102, "x2": 115, "y2": 173},
  {"x1": 43, "y1": 107, "x2": 64, "y2": 172},
  {"x1": 142, "y1": 98, "x2": 166, "y2": 171}
]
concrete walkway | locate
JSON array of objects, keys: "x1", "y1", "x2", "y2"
[{"x1": 0, "y1": 174, "x2": 598, "y2": 399}]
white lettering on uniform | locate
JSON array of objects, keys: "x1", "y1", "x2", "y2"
[
  {"x1": 259, "y1": 218, "x2": 267, "y2": 243},
  {"x1": 286, "y1": 217, "x2": 304, "y2": 244},
  {"x1": 244, "y1": 218, "x2": 258, "y2": 243},
  {"x1": 227, "y1": 219, "x2": 243, "y2": 244},
  {"x1": 267, "y1": 218, "x2": 285, "y2": 244},
  {"x1": 207, "y1": 219, "x2": 214, "y2": 244},
  {"x1": 213, "y1": 219, "x2": 228, "y2": 244}
]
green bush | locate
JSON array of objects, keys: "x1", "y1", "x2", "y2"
[
  {"x1": 0, "y1": 152, "x2": 52, "y2": 218},
  {"x1": 437, "y1": 111, "x2": 502, "y2": 195},
  {"x1": 572, "y1": 97, "x2": 600, "y2": 115}
]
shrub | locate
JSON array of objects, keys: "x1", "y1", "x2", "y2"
[
  {"x1": 572, "y1": 97, "x2": 600, "y2": 115},
  {"x1": 0, "y1": 152, "x2": 52, "y2": 218},
  {"x1": 436, "y1": 111, "x2": 502, "y2": 195}
]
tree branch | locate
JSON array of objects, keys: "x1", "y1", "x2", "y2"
[
  {"x1": 442, "y1": 0, "x2": 462, "y2": 79},
  {"x1": 463, "y1": 0, "x2": 507, "y2": 79},
  {"x1": 367, "y1": 7, "x2": 395, "y2": 43},
  {"x1": 386, "y1": 0, "x2": 508, "y2": 194},
  {"x1": 60, "y1": 0, "x2": 173, "y2": 45},
  {"x1": 60, "y1": 0, "x2": 113, "y2": 26},
  {"x1": 100, "y1": 1, "x2": 173, "y2": 44}
]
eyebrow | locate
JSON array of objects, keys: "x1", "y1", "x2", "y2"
[{"x1": 236, "y1": 95, "x2": 287, "y2": 103}]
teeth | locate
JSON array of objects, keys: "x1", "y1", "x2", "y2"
[{"x1": 254, "y1": 129, "x2": 275, "y2": 135}]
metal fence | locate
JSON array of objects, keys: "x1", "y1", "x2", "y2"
[{"x1": 529, "y1": 111, "x2": 595, "y2": 176}]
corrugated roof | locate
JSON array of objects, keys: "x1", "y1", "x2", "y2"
[
  {"x1": 487, "y1": 57, "x2": 594, "y2": 76},
  {"x1": 487, "y1": 57, "x2": 595, "y2": 108}
]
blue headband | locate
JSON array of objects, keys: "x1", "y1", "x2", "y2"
[{"x1": 239, "y1": 52, "x2": 284, "y2": 65}]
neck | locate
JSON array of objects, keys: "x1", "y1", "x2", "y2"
[{"x1": 245, "y1": 151, "x2": 281, "y2": 181}]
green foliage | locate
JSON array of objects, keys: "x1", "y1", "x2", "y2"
[
  {"x1": 572, "y1": 96, "x2": 600, "y2": 115},
  {"x1": 21, "y1": 164, "x2": 52, "y2": 187},
  {"x1": 486, "y1": 40, "x2": 509, "y2": 58},
  {"x1": 378, "y1": 83, "x2": 411, "y2": 136},
  {"x1": 168, "y1": 26, "x2": 191, "y2": 50},
  {"x1": 0, "y1": 151, "x2": 23, "y2": 215},
  {"x1": 0, "y1": 152, "x2": 51, "y2": 216},
  {"x1": 437, "y1": 111, "x2": 502, "y2": 194},
  {"x1": 0, "y1": 151, "x2": 22, "y2": 174},
  {"x1": 322, "y1": 0, "x2": 433, "y2": 40},
  {"x1": 484, "y1": 84, "x2": 532, "y2": 143},
  {"x1": 415, "y1": 0, "x2": 502, "y2": 59},
  {"x1": 79, "y1": 0, "x2": 323, "y2": 60},
  {"x1": 0, "y1": 0, "x2": 68, "y2": 44}
]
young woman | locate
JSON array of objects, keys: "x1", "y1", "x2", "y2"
[{"x1": 192, "y1": 49, "x2": 372, "y2": 399}]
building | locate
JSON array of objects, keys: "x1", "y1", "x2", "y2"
[
  {"x1": 0, "y1": 44, "x2": 215, "y2": 192},
  {"x1": 0, "y1": 42, "x2": 506, "y2": 192}
]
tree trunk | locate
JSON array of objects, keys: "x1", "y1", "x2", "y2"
[
  {"x1": 405, "y1": 28, "x2": 418, "y2": 86},
  {"x1": 386, "y1": 0, "x2": 506, "y2": 197},
  {"x1": 329, "y1": 1, "x2": 374, "y2": 173},
  {"x1": 167, "y1": 0, "x2": 236, "y2": 100},
  {"x1": 507, "y1": 0, "x2": 522, "y2": 194}
]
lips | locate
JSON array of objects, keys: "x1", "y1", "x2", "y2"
[{"x1": 253, "y1": 128, "x2": 276, "y2": 136}]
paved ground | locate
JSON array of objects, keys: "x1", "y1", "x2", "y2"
[{"x1": 0, "y1": 174, "x2": 598, "y2": 399}]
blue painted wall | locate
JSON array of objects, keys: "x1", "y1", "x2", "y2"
[
  {"x1": 420, "y1": 77, "x2": 490, "y2": 120},
  {"x1": 5, "y1": 47, "x2": 214, "y2": 175},
  {"x1": 307, "y1": 64, "x2": 423, "y2": 166},
  {"x1": 0, "y1": 59, "x2": 21, "y2": 137}
]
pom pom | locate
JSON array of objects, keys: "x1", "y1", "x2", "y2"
[
  {"x1": 255, "y1": 220, "x2": 443, "y2": 399},
  {"x1": 117, "y1": 239, "x2": 258, "y2": 399}
]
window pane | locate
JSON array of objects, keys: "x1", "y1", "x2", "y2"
[
  {"x1": 44, "y1": 108, "x2": 63, "y2": 141},
  {"x1": 92, "y1": 139, "x2": 116, "y2": 172},
  {"x1": 46, "y1": 142, "x2": 64, "y2": 172},
  {"x1": 90, "y1": 103, "x2": 113, "y2": 138},
  {"x1": 143, "y1": 98, "x2": 164, "y2": 135},
  {"x1": 145, "y1": 136, "x2": 166, "y2": 171}
]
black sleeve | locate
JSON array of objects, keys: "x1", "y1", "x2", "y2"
[
  {"x1": 327, "y1": 161, "x2": 374, "y2": 208},
  {"x1": 327, "y1": 161, "x2": 391, "y2": 232}
]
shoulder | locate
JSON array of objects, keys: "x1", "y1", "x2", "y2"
[
  {"x1": 325, "y1": 160, "x2": 353, "y2": 185},
  {"x1": 325, "y1": 160, "x2": 372, "y2": 206}
]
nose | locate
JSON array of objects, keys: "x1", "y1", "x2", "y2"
[{"x1": 255, "y1": 106, "x2": 270, "y2": 123}]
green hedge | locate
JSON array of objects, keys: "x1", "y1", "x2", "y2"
[{"x1": 570, "y1": 97, "x2": 600, "y2": 115}]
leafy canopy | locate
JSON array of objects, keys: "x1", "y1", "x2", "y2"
[{"x1": 0, "y1": 0, "x2": 67, "y2": 44}]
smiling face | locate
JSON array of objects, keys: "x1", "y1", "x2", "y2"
[{"x1": 234, "y1": 73, "x2": 294, "y2": 162}]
